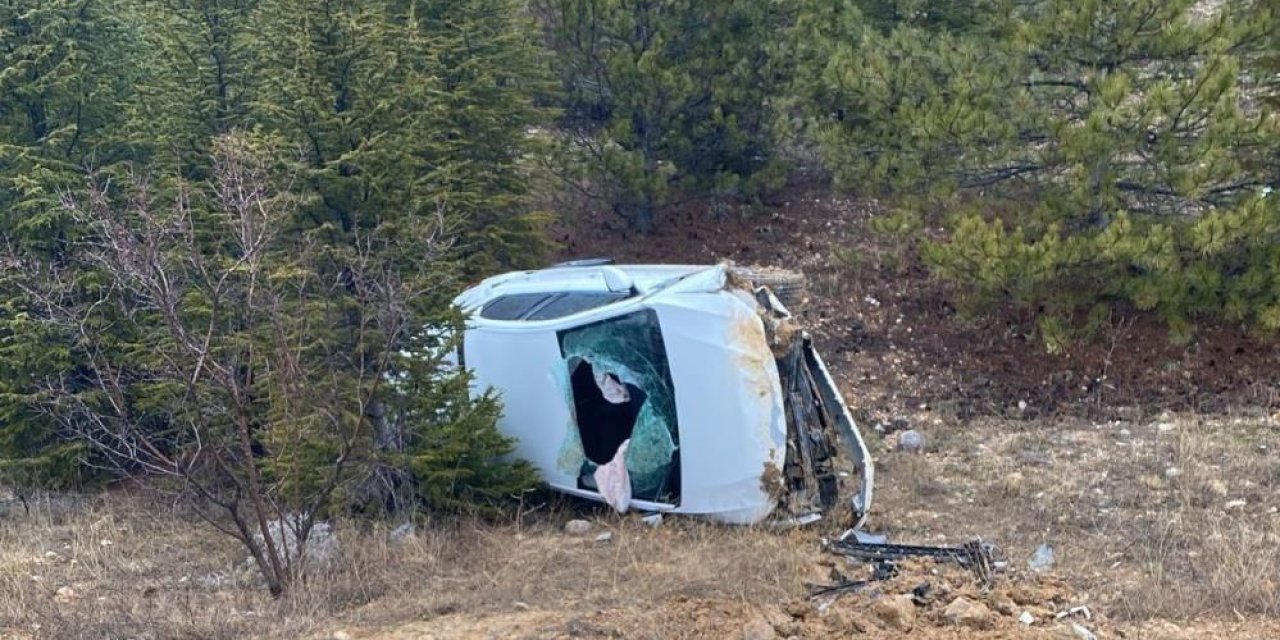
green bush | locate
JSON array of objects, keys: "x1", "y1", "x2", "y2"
[{"x1": 798, "y1": 0, "x2": 1280, "y2": 343}]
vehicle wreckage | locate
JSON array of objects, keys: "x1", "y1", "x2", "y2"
[{"x1": 453, "y1": 262, "x2": 874, "y2": 526}]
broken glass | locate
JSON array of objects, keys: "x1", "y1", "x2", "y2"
[{"x1": 556, "y1": 310, "x2": 680, "y2": 503}]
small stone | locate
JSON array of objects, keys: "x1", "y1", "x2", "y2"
[
  {"x1": 389, "y1": 522, "x2": 415, "y2": 543},
  {"x1": 942, "y1": 596, "x2": 993, "y2": 629},
  {"x1": 1225, "y1": 499, "x2": 1247, "y2": 510},
  {"x1": 1001, "y1": 472, "x2": 1025, "y2": 494},
  {"x1": 1018, "y1": 400, "x2": 1028, "y2": 412},
  {"x1": 513, "y1": 601, "x2": 530, "y2": 611},
  {"x1": 594, "y1": 532, "x2": 613, "y2": 543},
  {"x1": 1157, "y1": 422, "x2": 1176, "y2": 432},
  {"x1": 640, "y1": 513, "x2": 663, "y2": 527},
  {"x1": 331, "y1": 631, "x2": 353, "y2": 640},
  {"x1": 870, "y1": 594, "x2": 916, "y2": 631},
  {"x1": 1028, "y1": 543, "x2": 1055, "y2": 572},
  {"x1": 99, "y1": 539, "x2": 112, "y2": 547},
  {"x1": 1164, "y1": 467, "x2": 1182, "y2": 478},
  {"x1": 897, "y1": 430, "x2": 925, "y2": 452},
  {"x1": 53, "y1": 586, "x2": 77, "y2": 603},
  {"x1": 741, "y1": 616, "x2": 777, "y2": 640},
  {"x1": 1071, "y1": 622, "x2": 1098, "y2": 640},
  {"x1": 1208, "y1": 479, "x2": 1229, "y2": 496},
  {"x1": 1019, "y1": 611, "x2": 1036, "y2": 625},
  {"x1": 564, "y1": 519, "x2": 592, "y2": 536}
]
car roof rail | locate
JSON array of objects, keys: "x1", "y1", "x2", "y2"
[{"x1": 550, "y1": 257, "x2": 614, "y2": 268}]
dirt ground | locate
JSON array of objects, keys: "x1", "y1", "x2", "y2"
[
  {"x1": 7, "y1": 412, "x2": 1273, "y2": 639},
  {"x1": 2, "y1": 186, "x2": 1278, "y2": 639}
]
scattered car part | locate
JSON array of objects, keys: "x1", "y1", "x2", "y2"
[{"x1": 825, "y1": 536, "x2": 1001, "y2": 590}]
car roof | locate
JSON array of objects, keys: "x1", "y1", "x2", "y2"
[{"x1": 455, "y1": 264, "x2": 712, "y2": 313}]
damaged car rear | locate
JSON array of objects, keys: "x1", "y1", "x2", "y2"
[{"x1": 453, "y1": 262, "x2": 874, "y2": 526}]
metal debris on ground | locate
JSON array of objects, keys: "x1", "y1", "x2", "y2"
[
  {"x1": 1054, "y1": 605, "x2": 1092, "y2": 621},
  {"x1": 821, "y1": 534, "x2": 1002, "y2": 591}
]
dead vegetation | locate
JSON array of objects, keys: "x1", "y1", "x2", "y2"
[{"x1": 2, "y1": 413, "x2": 1277, "y2": 639}]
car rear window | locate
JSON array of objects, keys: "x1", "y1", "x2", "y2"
[
  {"x1": 478, "y1": 293, "x2": 551, "y2": 320},
  {"x1": 479, "y1": 291, "x2": 631, "y2": 321}
]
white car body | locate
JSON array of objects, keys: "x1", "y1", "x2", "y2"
[{"x1": 454, "y1": 263, "x2": 874, "y2": 525}]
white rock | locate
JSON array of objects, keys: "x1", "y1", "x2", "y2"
[
  {"x1": 332, "y1": 631, "x2": 353, "y2": 640},
  {"x1": 1028, "y1": 543, "x2": 1055, "y2": 572},
  {"x1": 1071, "y1": 622, "x2": 1098, "y2": 640},
  {"x1": 898, "y1": 430, "x2": 925, "y2": 452},
  {"x1": 250, "y1": 515, "x2": 338, "y2": 567},
  {"x1": 1225, "y1": 499, "x2": 1247, "y2": 510},
  {"x1": 1019, "y1": 611, "x2": 1035, "y2": 625},
  {"x1": 594, "y1": 532, "x2": 613, "y2": 543},
  {"x1": 389, "y1": 522, "x2": 415, "y2": 543},
  {"x1": 564, "y1": 519, "x2": 592, "y2": 536}
]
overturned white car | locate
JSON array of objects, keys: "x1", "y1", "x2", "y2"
[{"x1": 453, "y1": 262, "x2": 874, "y2": 526}]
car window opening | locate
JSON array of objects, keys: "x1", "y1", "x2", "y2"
[
  {"x1": 557, "y1": 310, "x2": 681, "y2": 506},
  {"x1": 570, "y1": 359, "x2": 644, "y2": 464}
]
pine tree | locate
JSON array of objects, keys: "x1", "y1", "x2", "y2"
[
  {"x1": 0, "y1": 0, "x2": 138, "y2": 248},
  {"x1": 798, "y1": 0, "x2": 1280, "y2": 341},
  {"x1": 123, "y1": 0, "x2": 262, "y2": 175},
  {"x1": 538, "y1": 0, "x2": 789, "y2": 231},
  {"x1": 253, "y1": 0, "x2": 554, "y2": 271},
  {"x1": 0, "y1": 0, "x2": 139, "y2": 491},
  {"x1": 9, "y1": 134, "x2": 535, "y2": 594}
]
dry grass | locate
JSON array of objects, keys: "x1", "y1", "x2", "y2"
[
  {"x1": 0, "y1": 494, "x2": 815, "y2": 639},
  {"x1": 2, "y1": 413, "x2": 1277, "y2": 639},
  {"x1": 872, "y1": 412, "x2": 1280, "y2": 623}
]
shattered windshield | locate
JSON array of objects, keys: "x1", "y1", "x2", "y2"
[{"x1": 554, "y1": 310, "x2": 680, "y2": 504}]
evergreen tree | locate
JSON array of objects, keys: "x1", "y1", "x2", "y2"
[
  {"x1": 0, "y1": 0, "x2": 139, "y2": 491},
  {"x1": 0, "y1": 0, "x2": 137, "y2": 248},
  {"x1": 538, "y1": 0, "x2": 789, "y2": 231},
  {"x1": 255, "y1": 0, "x2": 554, "y2": 271},
  {"x1": 799, "y1": 0, "x2": 1280, "y2": 342},
  {"x1": 124, "y1": 0, "x2": 262, "y2": 175},
  {"x1": 8, "y1": 134, "x2": 535, "y2": 594}
]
